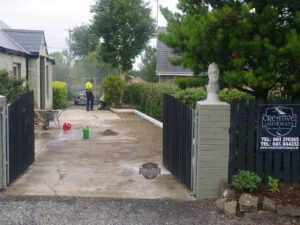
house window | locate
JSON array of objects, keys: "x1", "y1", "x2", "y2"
[
  {"x1": 46, "y1": 65, "x2": 49, "y2": 96},
  {"x1": 13, "y1": 63, "x2": 21, "y2": 78}
]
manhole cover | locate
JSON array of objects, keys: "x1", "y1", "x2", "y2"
[{"x1": 139, "y1": 162, "x2": 161, "y2": 180}]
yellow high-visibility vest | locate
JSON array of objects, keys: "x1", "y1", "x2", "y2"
[
  {"x1": 86, "y1": 81, "x2": 93, "y2": 89},
  {"x1": 100, "y1": 95, "x2": 105, "y2": 101}
]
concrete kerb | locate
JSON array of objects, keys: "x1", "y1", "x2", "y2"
[{"x1": 110, "y1": 108, "x2": 163, "y2": 128}]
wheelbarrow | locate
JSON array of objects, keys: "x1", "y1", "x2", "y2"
[{"x1": 37, "y1": 110, "x2": 63, "y2": 130}]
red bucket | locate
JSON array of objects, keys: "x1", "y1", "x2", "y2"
[{"x1": 63, "y1": 123, "x2": 72, "y2": 131}]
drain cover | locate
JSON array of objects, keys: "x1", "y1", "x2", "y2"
[{"x1": 139, "y1": 162, "x2": 161, "y2": 180}]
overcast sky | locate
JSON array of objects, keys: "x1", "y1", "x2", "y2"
[{"x1": 0, "y1": 0, "x2": 178, "y2": 54}]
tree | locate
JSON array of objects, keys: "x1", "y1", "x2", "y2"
[
  {"x1": 72, "y1": 51, "x2": 116, "y2": 81},
  {"x1": 70, "y1": 25, "x2": 99, "y2": 58},
  {"x1": 138, "y1": 46, "x2": 158, "y2": 82},
  {"x1": 71, "y1": 51, "x2": 118, "y2": 95},
  {"x1": 160, "y1": 1, "x2": 300, "y2": 99},
  {"x1": 49, "y1": 51, "x2": 70, "y2": 83},
  {"x1": 126, "y1": 69, "x2": 140, "y2": 81},
  {"x1": 91, "y1": 0, "x2": 156, "y2": 79}
]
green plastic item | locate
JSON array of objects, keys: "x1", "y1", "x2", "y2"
[{"x1": 83, "y1": 127, "x2": 89, "y2": 139}]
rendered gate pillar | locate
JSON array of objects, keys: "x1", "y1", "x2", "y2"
[
  {"x1": 195, "y1": 64, "x2": 230, "y2": 199},
  {"x1": 0, "y1": 95, "x2": 6, "y2": 189}
]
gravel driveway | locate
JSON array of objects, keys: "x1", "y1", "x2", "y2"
[{"x1": 0, "y1": 195, "x2": 249, "y2": 225}]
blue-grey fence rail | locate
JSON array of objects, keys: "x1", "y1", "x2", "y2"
[
  {"x1": 163, "y1": 94, "x2": 193, "y2": 190},
  {"x1": 8, "y1": 91, "x2": 35, "y2": 184},
  {"x1": 228, "y1": 99, "x2": 300, "y2": 183}
]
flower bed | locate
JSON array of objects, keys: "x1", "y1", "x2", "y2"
[{"x1": 216, "y1": 182, "x2": 300, "y2": 224}]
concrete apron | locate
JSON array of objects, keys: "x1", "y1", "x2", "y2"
[{"x1": 5, "y1": 109, "x2": 195, "y2": 200}]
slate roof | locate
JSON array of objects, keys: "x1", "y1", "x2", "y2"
[
  {"x1": 156, "y1": 27, "x2": 193, "y2": 76},
  {"x1": 0, "y1": 20, "x2": 47, "y2": 56},
  {"x1": 0, "y1": 29, "x2": 30, "y2": 55},
  {"x1": 0, "y1": 20, "x2": 11, "y2": 29},
  {"x1": 3, "y1": 29, "x2": 45, "y2": 55}
]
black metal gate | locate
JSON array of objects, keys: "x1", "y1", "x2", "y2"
[
  {"x1": 163, "y1": 94, "x2": 194, "y2": 190},
  {"x1": 7, "y1": 91, "x2": 35, "y2": 184}
]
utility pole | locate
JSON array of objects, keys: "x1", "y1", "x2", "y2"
[
  {"x1": 68, "y1": 29, "x2": 72, "y2": 101},
  {"x1": 156, "y1": 0, "x2": 159, "y2": 28},
  {"x1": 68, "y1": 29, "x2": 72, "y2": 66}
]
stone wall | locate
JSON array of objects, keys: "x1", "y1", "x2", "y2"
[
  {"x1": 28, "y1": 57, "x2": 40, "y2": 107},
  {"x1": 0, "y1": 52, "x2": 26, "y2": 79},
  {"x1": 159, "y1": 75, "x2": 174, "y2": 83}
]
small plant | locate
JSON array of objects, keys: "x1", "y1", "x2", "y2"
[
  {"x1": 0, "y1": 70, "x2": 27, "y2": 103},
  {"x1": 268, "y1": 176, "x2": 280, "y2": 194},
  {"x1": 232, "y1": 170, "x2": 262, "y2": 192}
]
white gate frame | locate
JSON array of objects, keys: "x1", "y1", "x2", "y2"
[
  {"x1": 2, "y1": 106, "x2": 9, "y2": 188},
  {"x1": 191, "y1": 110, "x2": 198, "y2": 195}
]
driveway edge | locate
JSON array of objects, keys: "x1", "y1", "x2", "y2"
[{"x1": 110, "y1": 108, "x2": 163, "y2": 128}]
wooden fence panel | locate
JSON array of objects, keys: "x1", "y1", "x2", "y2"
[
  {"x1": 246, "y1": 99, "x2": 255, "y2": 171},
  {"x1": 228, "y1": 98, "x2": 300, "y2": 184},
  {"x1": 237, "y1": 100, "x2": 247, "y2": 170},
  {"x1": 228, "y1": 100, "x2": 238, "y2": 183}
]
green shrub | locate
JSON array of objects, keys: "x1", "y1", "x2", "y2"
[
  {"x1": 173, "y1": 88, "x2": 207, "y2": 108},
  {"x1": 102, "y1": 75, "x2": 125, "y2": 106},
  {"x1": 267, "y1": 88, "x2": 286, "y2": 102},
  {"x1": 0, "y1": 70, "x2": 27, "y2": 103},
  {"x1": 219, "y1": 88, "x2": 254, "y2": 103},
  {"x1": 53, "y1": 81, "x2": 67, "y2": 109},
  {"x1": 268, "y1": 176, "x2": 280, "y2": 194},
  {"x1": 174, "y1": 76, "x2": 208, "y2": 89},
  {"x1": 123, "y1": 83, "x2": 179, "y2": 121},
  {"x1": 232, "y1": 170, "x2": 262, "y2": 192}
]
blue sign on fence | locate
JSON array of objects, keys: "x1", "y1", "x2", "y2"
[{"x1": 258, "y1": 104, "x2": 300, "y2": 152}]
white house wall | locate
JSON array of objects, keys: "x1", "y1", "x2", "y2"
[
  {"x1": 0, "y1": 52, "x2": 26, "y2": 79},
  {"x1": 39, "y1": 38, "x2": 47, "y2": 57}
]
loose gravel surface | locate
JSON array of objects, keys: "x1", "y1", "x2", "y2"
[{"x1": 0, "y1": 196, "x2": 249, "y2": 225}]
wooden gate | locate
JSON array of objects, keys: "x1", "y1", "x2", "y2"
[{"x1": 163, "y1": 94, "x2": 195, "y2": 190}]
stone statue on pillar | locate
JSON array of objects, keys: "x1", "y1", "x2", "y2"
[{"x1": 205, "y1": 63, "x2": 221, "y2": 103}]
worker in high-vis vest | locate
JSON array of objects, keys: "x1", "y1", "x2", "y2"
[
  {"x1": 98, "y1": 94, "x2": 107, "y2": 110},
  {"x1": 85, "y1": 79, "x2": 94, "y2": 111}
]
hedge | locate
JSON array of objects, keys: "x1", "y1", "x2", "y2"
[
  {"x1": 219, "y1": 88, "x2": 254, "y2": 103},
  {"x1": 174, "y1": 76, "x2": 208, "y2": 89},
  {"x1": 53, "y1": 81, "x2": 67, "y2": 109},
  {"x1": 123, "y1": 83, "x2": 257, "y2": 121},
  {"x1": 123, "y1": 83, "x2": 179, "y2": 121},
  {"x1": 173, "y1": 88, "x2": 207, "y2": 108}
]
